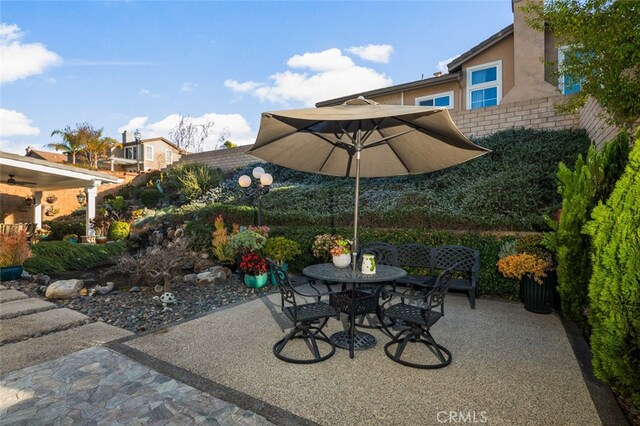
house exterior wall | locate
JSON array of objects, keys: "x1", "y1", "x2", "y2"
[
  {"x1": 404, "y1": 80, "x2": 460, "y2": 109},
  {"x1": 141, "y1": 140, "x2": 182, "y2": 170}
]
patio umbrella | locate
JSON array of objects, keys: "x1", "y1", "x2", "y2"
[{"x1": 248, "y1": 97, "x2": 490, "y2": 269}]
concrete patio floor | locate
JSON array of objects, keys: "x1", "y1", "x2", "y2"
[
  {"x1": 1, "y1": 285, "x2": 627, "y2": 425},
  {"x1": 116, "y1": 290, "x2": 611, "y2": 425}
]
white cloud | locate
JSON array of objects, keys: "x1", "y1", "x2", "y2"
[
  {"x1": 0, "y1": 108, "x2": 40, "y2": 137},
  {"x1": 118, "y1": 113, "x2": 255, "y2": 150},
  {"x1": 0, "y1": 22, "x2": 62, "y2": 83},
  {"x1": 346, "y1": 44, "x2": 393, "y2": 64},
  {"x1": 287, "y1": 48, "x2": 354, "y2": 72},
  {"x1": 225, "y1": 48, "x2": 392, "y2": 107},
  {"x1": 436, "y1": 54, "x2": 461, "y2": 75},
  {"x1": 181, "y1": 82, "x2": 197, "y2": 92}
]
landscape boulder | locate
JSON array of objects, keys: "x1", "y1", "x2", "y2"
[
  {"x1": 45, "y1": 279, "x2": 84, "y2": 299},
  {"x1": 196, "y1": 267, "x2": 228, "y2": 286}
]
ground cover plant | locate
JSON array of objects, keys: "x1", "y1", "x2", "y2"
[
  {"x1": 24, "y1": 240, "x2": 128, "y2": 274},
  {"x1": 195, "y1": 129, "x2": 590, "y2": 231}
]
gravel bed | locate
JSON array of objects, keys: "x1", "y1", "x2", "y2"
[{"x1": 10, "y1": 276, "x2": 275, "y2": 333}]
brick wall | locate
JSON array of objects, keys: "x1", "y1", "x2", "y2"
[
  {"x1": 178, "y1": 146, "x2": 259, "y2": 171},
  {"x1": 449, "y1": 95, "x2": 581, "y2": 139},
  {"x1": 578, "y1": 97, "x2": 620, "y2": 149}
]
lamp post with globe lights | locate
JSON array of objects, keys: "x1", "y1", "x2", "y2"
[
  {"x1": 134, "y1": 129, "x2": 142, "y2": 173},
  {"x1": 238, "y1": 166, "x2": 273, "y2": 226}
]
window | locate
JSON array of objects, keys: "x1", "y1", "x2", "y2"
[
  {"x1": 415, "y1": 91, "x2": 454, "y2": 109},
  {"x1": 166, "y1": 149, "x2": 173, "y2": 164},
  {"x1": 466, "y1": 60, "x2": 502, "y2": 110},
  {"x1": 124, "y1": 147, "x2": 137, "y2": 160},
  {"x1": 558, "y1": 46, "x2": 582, "y2": 95},
  {"x1": 145, "y1": 145, "x2": 153, "y2": 161}
]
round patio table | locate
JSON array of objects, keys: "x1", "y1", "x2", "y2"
[{"x1": 302, "y1": 263, "x2": 406, "y2": 359}]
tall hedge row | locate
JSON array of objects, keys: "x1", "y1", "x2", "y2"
[
  {"x1": 584, "y1": 137, "x2": 640, "y2": 407},
  {"x1": 552, "y1": 133, "x2": 630, "y2": 331}
]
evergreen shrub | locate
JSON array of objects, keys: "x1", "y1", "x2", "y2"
[
  {"x1": 551, "y1": 133, "x2": 629, "y2": 331},
  {"x1": 108, "y1": 221, "x2": 130, "y2": 241},
  {"x1": 140, "y1": 189, "x2": 162, "y2": 208},
  {"x1": 24, "y1": 240, "x2": 128, "y2": 274},
  {"x1": 584, "y1": 136, "x2": 640, "y2": 407}
]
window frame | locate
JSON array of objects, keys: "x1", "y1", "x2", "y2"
[
  {"x1": 165, "y1": 149, "x2": 173, "y2": 164},
  {"x1": 144, "y1": 145, "x2": 154, "y2": 161},
  {"x1": 558, "y1": 45, "x2": 582, "y2": 95},
  {"x1": 124, "y1": 146, "x2": 138, "y2": 160},
  {"x1": 466, "y1": 60, "x2": 502, "y2": 110},
  {"x1": 415, "y1": 91, "x2": 455, "y2": 110}
]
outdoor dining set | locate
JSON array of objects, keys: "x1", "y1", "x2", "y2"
[{"x1": 268, "y1": 242, "x2": 480, "y2": 369}]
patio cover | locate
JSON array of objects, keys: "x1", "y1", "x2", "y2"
[{"x1": 0, "y1": 151, "x2": 122, "y2": 234}]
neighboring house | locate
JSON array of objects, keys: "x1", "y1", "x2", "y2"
[
  {"x1": 109, "y1": 131, "x2": 187, "y2": 172},
  {"x1": 25, "y1": 147, "x2": 68, "y2": 164},
  {"x1": 317, "y1": 0, "x2": 617, "y2": 147}
]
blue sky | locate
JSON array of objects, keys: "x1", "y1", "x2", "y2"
[{"x1": 1, "y1": 1, "x2": 513, "y2": 154}]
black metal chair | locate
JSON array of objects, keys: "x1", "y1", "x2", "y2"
[
  {"x1": 269, "y1": 260, "x2": 339, "y2": 364},
  {"x1": 396, "y1": 243, "x2": 435, "y2": 289},
  {"x1": 434, "y1": 245, "x2": 480, "y2": 309},
  {"x1": 330, "y1": 242, "x2": 399, "y2": 329},
  {"x1": 381, "y1": 266, "x2": 456, "y2": 369}
]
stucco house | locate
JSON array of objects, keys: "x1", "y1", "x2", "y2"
[
  {"x1": 317, "y1": 0, "x2": 617, "y2": 147},
  {"x1": 109, "y1": 131, "x2": 187, "y2": 172}
]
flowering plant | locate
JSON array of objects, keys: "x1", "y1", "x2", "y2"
[
  {"x1": 330, "y1": 238, "x2": 351, "y2": 257},
  {"x1": 34, "y1": 225, "x2": 51, "y2": 237},
  {"x1": 246, "y1": 225, "x2": 270, "y2": 238},
  {"x1": 497, "y1": 253, "x2": 552, "y2": 285},
  {"x1": 211, "y1": 215, "x2": 239, "y2": 261},
  {"x1": 312, "y1": 234, "x2": 343, "y2": 261},
  {"x1": 240, "y1": 251, "x2": 268, "y2": 275}
]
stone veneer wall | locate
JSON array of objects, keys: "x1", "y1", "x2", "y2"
[
  {"x1": 178, "y1": 146, "x2": 259, "y2": 171},
  {"x1": 449, "y1": 95, "x2": 580, "y2": 139}
]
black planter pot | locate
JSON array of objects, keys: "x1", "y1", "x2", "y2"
[{"x1": 521, "y1": 272, "x2": 556, "y2": 314}]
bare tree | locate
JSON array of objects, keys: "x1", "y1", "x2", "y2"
[{"x1": 168, "y1": 115, "x2": 215, "y2": 153}]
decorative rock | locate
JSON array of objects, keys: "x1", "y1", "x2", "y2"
[
  {"x1": 129, "y1": 286, "x2": 141, "y2": 293},
  {"x1": 149, "y1": 230, "x2": 164, "y2": 246},
  {"x1": 152, "y1": 296, "x2": 163, "y2": 306},
  {"x1": 21, "y1": 270, "x2": 31, "y2": 279},
  {"x1": 183, "y1": 274, "x2": 197, "y2": 285},
  {"x1": 37, "y1": 275, "x2": 51, "y2": 286},
  {"x1": 174, "y1": 228, "x2": 185, "y2": 238},
  {"x1": 38, "y1": 285, "x2": 48, "y2": 295},
  {"x1": 45, "y1": 279, "x2": 84, "y2": 299},
  {"x1": 196, "y1": 268, "x2": 227, "y2": 286},
  {"x1": 154, "y1": 285, "x2": 164, "y2": 294},
  {"x1": 167, "y1": 229, "x2": 176, "y2": 240},
  {"x1": 199, "y1": 253, "x2": 209, "y2": 259},
  {"x1": 95, "y1": 282, "x2": 115, "y2": 296}
]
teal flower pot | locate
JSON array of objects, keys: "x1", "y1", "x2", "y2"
[
  {"x1": 0, "y1": 265, "x2": 24, "y2": 281},
  {"x1": 244, "y1": 273, "x2": 268, "y2": 289},
  {"x1": 268, "y1": 262, "x2": 288, "y2": 286}
]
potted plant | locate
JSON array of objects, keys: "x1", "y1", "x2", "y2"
[
  {"x1": 0, "y1": 230, "x2": 33, "y2": 281},
  {"x1": 312, "y1": 233, "x2": 344, "y2": 263},
  {"x1": 263, "y1": 236, "x2": 301, "y2": 285},
  {"x1": 91, "y1": 208, "x2": 111, "y2": 244},
  {"x1": 497, "y1": 236, "x2": 555, "y2": 314},
  {"x1": 239, "y1": 251, "x2": 268, "y2": 288},
  {"x1": 63, "y1": 233, "x2": 78, "y2": 244},
  {"x1": 330, "y1": 238, "x2": 352, "y2": 268},
  {"x1": 35, "y1": 225, "x2": 51, "y2": 241}
]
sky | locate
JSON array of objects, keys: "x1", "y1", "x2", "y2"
[{"x1": 0, "y1": 0, "x2": 514, "y2": 155}]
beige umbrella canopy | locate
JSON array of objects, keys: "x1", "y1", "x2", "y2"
[{"x1": 249, "y1": 97, "x2": 490, "y2": 267}]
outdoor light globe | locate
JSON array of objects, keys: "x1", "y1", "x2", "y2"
[
  {"x1": 238, "y1": 175, "x2": 251, "y2": 188},
  {"x1": 260, "y1": 173, "x2": 273, "y2": 186},
  {"x1": 252, "y1": 167, "x2": 265, "y2": 179},
  {"x1": 134, "y1": 129, "x2": 142, "y2": 142}
]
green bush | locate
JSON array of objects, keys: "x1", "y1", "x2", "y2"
[
  {"x1": 44, "y1": 220, "x2": 85, "y2": 241},
  {"x1": 184, "y1": 221, "x2": 214, "y2": 252},
  {"x1": 106, "y1": 195, "x2": 129, "y2": 214},
  {"x1": 583, "y1": 135, "x2": 640, "y2": 407},
  {"x1": 24, "y1": 240, "x2": 128, "y2": 274},
  {"x1": 550, "y1": 133, "x2": 629, "y2": 331},
  {"x1": 177, "y1": 203, "x2": 255, "y2": 225},
  {"x1": 165, "y1": 163, "x2": 224, "y2": 203},
  {"x1": 269, "y1": 226, "x2": 520, "y2": 299},
  {"x1": 140, "y1": 189, "x2": 162, "y2": 208},
  {"x1": 108, "y1": 221, "x2": 130, "y2": 241}
]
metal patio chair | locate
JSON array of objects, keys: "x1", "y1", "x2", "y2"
[
  {"x1": 269, "y1": 260, "x2": 339, "y2": 364},
  {"x1": 381, "y1": 266, "x2": 456, "y2": 369}
]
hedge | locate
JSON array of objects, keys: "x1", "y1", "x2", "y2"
[
  {"x1": 268, "y1": 226, "x2": 520, "y2": 299},
  {"x1": 44, "y1": 219, "x2": 85, "y2": 241},
  {"x1": 24, "y1": 240, "x2": 128, "y2": 274}
]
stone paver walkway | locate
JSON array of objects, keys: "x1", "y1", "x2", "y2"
[{"x1": 0, "y1": 346, "x2": 272, "y2": 425}]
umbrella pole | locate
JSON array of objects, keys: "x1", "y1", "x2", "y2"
[{"x1": 352, "y1": 132, "x2": 362, "y2": 272}]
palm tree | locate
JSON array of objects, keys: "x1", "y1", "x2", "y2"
[
  {"x1": 85, "y1": 134, "x2": 120, "y2": 169},
  {"x1": 46, "y1": 126, "x2": 84, "y2": 164}
]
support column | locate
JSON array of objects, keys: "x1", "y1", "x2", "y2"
[
  {"x1": 33, "y1": 191, "x2": 42, "y2": 229},
  {"x1": 85, "y1": 184, "x2": 99, "y2": 236}
]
